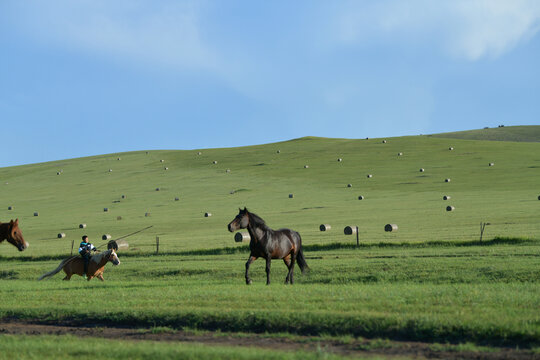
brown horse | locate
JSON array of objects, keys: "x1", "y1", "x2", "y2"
[
  {"x1": 0, "y1": 219, "x2": 29, "y2": 251},
  {"x1": 228, "y1": 208, "x2": 308, "y2": 285},
  {"x1": 38, "y1": 249, "x2": 120, "y2": 281}
]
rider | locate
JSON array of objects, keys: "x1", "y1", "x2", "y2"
[{"x1": 78, "y1": 235, "x2": 96, "y2": 278}]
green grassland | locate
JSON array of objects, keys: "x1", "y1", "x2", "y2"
[{"x1": 1, "y1": 126, "x2": 539, "y2": 358}]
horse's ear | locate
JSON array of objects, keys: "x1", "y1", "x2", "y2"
[
  {"x1": 14, "y1": 219, "x2": 18, "y2": 225},
  {"x1": 243, "y1": 207, "x2": 248, "y2": 212}
]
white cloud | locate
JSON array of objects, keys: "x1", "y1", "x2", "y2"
[
  {"x1": 332, "y1": 0, "x2": 540, "y2": 61},
  {"x1": 9, "y1": 0, "x2": 218, "y2": 71}
]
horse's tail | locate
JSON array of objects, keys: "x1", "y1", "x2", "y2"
[
  {"x1": 295, "y1": 233, "x2": 309, "y2": 274},
  {"x1": 38, "y1": 256, "x2": 77, "y2": 280}
]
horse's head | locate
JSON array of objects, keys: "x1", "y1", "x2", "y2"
[
  {"x1": 108, "y1": 249, "x2": 121, "y2": 266},
  {"x1": 228, "y1": 207, "x2": 250, "y2": 232},
  {"x1": 6, "y1": 219, "x2": 29, "y2": 252}
]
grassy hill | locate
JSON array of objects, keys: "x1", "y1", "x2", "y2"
[
  {"x1": 430, "y1": 125, "x2": 540, "y2": 142},
  {"x1": 1, "y1": 128, "x2": 539, "y2": 257}
]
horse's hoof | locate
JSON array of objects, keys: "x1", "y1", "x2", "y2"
[{"x1": 246, "y1": 279, "x2": 252, "y2": 285}]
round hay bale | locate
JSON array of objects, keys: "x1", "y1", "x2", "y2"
[
  {"x1": 337, "y1": 158, "x2": 342, "y2": 162},
  {"x1": 164, "y1": 167, "x2": 168, "y2": 170},
  {"x1": 367, "y1": 174, "x2": 373, "y2": 178},
  {"x1": 107, "y1": 240, "x2": 118, "y2": 251},
  {"x1": 538, "y1": 195, "x2": 540, "y2": 200},
  {"x1": 319, "y1": 224, "x2": 331, "y2": 231},
  {"x1": 160, "y1": 160, "x2": 164, "y2": 163},
  {"x1": 213, "y1": 161, "x2": 218, "y2": 164},
  {"x1": 358, "y1": 195, "x2": 364, "y2": 200},
  {"x1": 449, "y1": 147, "x2": 454, "y2": 151},
  {"x1": 116, "y1": 240, "x2": 129, "y2": 250},
  {"x1": 289, "y1": 194, "x2": 294, "y2": 198},
  {"x1": 175, "y1": 197, "x2": 180, "y2": 201},
  {"x1": 57, "y1": 172, "x2": 61, "y2": 175},
  {"x1": 382, "y1": 140, "x2": 387, "y2": 143},
  {"x1": 344, "y1": 226, "x2": 357, "y2": 235},
  {"x1": 347, "y1": 184, "x2": 352, "y2": 188},
  {"x1": 121, "y1": 195, "x2": 126, "y2": 199},
  {"x1": 102, "y1": 234, "x2": 112, "y2": 241},
  {"x1": 304, "y1": 165, "x2": 309, "y2": 168},
  {"x1": 226, "y1": 169, "x2": 231, "y2": 173},
  {"x1": 204, "y1": 212, "x2": 212, "y2": 217},
  {"x1": 384, "y1": 224, "x2": 398, "y2": 232},
  {"x1": 443, "y1": 195, "x2": 451, "y2": 200},
  {"x1": 34, "y1": 212, "x2": 39, "y2": 217},
  {"x1": 489, "y1": 163, "x2": 494, "y2": 166},
  {"x1": 116, "y1": 216, "x2": 122, "y2": 220},
  {"x1": 57, "y1": 233, "x2": 66, "y2": 238},
  {"x1": 156, "y1": 188, "x2": 160, "y2": 191},
  {"x1": 145, "y1": 212, "x2": 151, "y2": 217},
  {"x1": 234, "y1": 232, "x2": 250, "y2": 242},
  {"x1": 398, "y1": 152, "x2": 403, "y2": 156},
  {"x1": 79, "y1": 223, "x2": 86, "y2": 229},
  {"x1": 117, "y1": 157, "x2": 121, "y2": 160},
  {"x1": 277, "y1": 150, "x2": 281, "y2": 154},
  {"x1": 197, "y1": 151, "x2": 202, "y2": 155},
  {"x1": 446, "y1": 205, "x2": 455, "y2": 211},
  {"x1": 8, "y1": 206, "x2": 13, "y2": 210},
  {"x1": 419, "y1": 168, "x2": 425, "y2": 172},
  {"x1": 108, "y1": 169, "x2": 113, "y2": 172},
  {"x1": 103, "y1": 207, "x2": 109, "y2": 212},
  {"x1": 445, "y1": 178, "x2": 451, "y2": 182}
]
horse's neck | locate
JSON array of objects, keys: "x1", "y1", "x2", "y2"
[
  {"x1": 247, "y1": 223, "x2": 270, "y2": 243},
  {"x1": 91, "y1": 252, "x2": 109, "y2": 267},
  {"x1": 0, "y1": 223, "x2": 7, "y2": 241}
]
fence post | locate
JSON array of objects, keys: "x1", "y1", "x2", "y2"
[
  {"x1": 356, "y1": 226, "x2": 359, "y2": 247},
  {"x1": 71, "y1": 239, "x2": 74, "y2": 255},
  {"x1": 156, "y1": 236, "x2": 159, "y2": 254}
]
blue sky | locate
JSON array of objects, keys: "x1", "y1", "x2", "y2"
[{"x1": 1, "y1": 1, "x2": 539, "y2": 167}]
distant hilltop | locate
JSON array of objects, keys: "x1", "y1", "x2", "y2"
[{"x1": 429, "y1": 125, "x2": 540, "y2": 142}]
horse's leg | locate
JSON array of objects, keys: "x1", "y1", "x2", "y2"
[
  {"x1": 265, "y1": 257, "x2": 271, "y2": 285},
  {"x1": 245, "y1": 255, "x2": 257, "y2": 285},
  {"x1": 98, "y1": 274, "x2": 104, "y2": 281},
  {"x1": 289, "y1": 252, "x2": 297, "y2": 285},
  {"x1": 283, "y1": 255, "x2": 292, "y2": 284}
]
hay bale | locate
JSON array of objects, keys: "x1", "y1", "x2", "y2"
[
  {"x1": 344, "y1": 226, "x2": 357, "y2": 235},
  {"x1": 34, "y1": 212, "x2": 39, "y2": 217},
  {"x1": 102, "y1": 234, "x2": 112, "y2": 240},
  {"x1": 445, "y1": 178, "x2": 451, "y2": 182},
  {"x1": 419, "y1": 168, "x2": 425, "y2": 172},
  {"x1": 337, "y1": 158, "x2": 343, "y2": 162},
  {"x1": 116, "y1": 216, "x2": 122, "y2": 220},
  {"x1": 213, "y1": 161, "x2": 218, "y2": 164},
  {"x1": 57, "y1": 172, "x2": 61, "y2": 175},
  {"x1": 304, "y1": 165, "x2": 309, "y2": 168},
  {"x1": 175, "y1": 197, "x2": 180, "y2": 201},
  {"x1": 121, "y1": 195, "x2": 126, "y2": 199},
  {"x1": 277, "y1": 150, "x2": 281, "y2": 154},
  {"x1": 449, "y1": 147, "x2": 454, "y2": 151},
  {"x1": 538, "y1": 195, "x2": 540, "y2": 200},
  {"x1": 347, "y1": 184, "x2": 352, "y2": 188},
  {"x1": 164, "y1": 167, "x2": 168, "y2": 170},
  {"x1": 382, "y1": 140, "x2": 387, "y2": 143},
  {"x1": 234, "y1": 232, "x2": 250, "y2": 242},
  {"x1": 160, "y1": 160, "x2": 164, "y2": 163},
  {"x1": 398, "y1": 152, "x2": 403, "y2": 156},
  {"x1": 384, "y1": 224, "x2": 398, "y2": 232},
  {"x1": 197, "y1": 151, "x2": 202, "y2": 155},
  {"x1": 79, "y1": 224, "x2": 86, "y2": 229},
  {"x1": 156, "y1": 188, "x2": 160, "y2": 191},
  {"x1": 443, "y1": 195, "x2": 451, "y2": 200},
  {"x1": 103, "y1": 208, "x2": 109, "y2": 212},
  {"x1": 289, "y1": 194, "x2": 294, "y2": 198},
  {"x1": 57, "y1": 233, "x2": 66, "y2": 238},
  {"x1": 145, "y1": 212, "x2": 151, "y2": 217},
  {"x1": 446, "y1": 206, "x2": 455, "y2": 211},
  {"x1": 358, "y1": 195, "x2": 364, "y2": 200},
  {"x1": 108, "y1": 169, "x2": 113, "y2": 172},
  {"x1": 489, "y1": 163, "x2": 494, "y2": 166},
  {"x1": 8, "y1": 206, "x2": 13, "y2": 210},
  {"x1": 117, "y1": 157, "x2": 121, "y2": 160},
  {"x1": 367, "y1": 174, "x2": 373, "y2": 178},
  {"x1": 319, "y1": 224, "x2": 331, "y2": 231},
  {"x1": 204, "y1": 212, "x2": 212, "y2": 217},
  {"x1": 226, "y1": 169, "x2": 231, "y2": 173},
  {"x1": 116, "y1": 240, "x2": 129, "y2": 250}
]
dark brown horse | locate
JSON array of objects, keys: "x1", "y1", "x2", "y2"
[
  {"x1": 38, "y1": 249, "x2": 120, "y2": 281},
  {"x1": 0, "y1": 219, "x2": 29, "y2": 251},
  {"x1": 228, "y1": 208, "x2": 308, "y2": 285}
]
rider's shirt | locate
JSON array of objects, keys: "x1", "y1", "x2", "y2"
[{"x1": 78, "y1": 241, "x2": 96, "y2": 255}]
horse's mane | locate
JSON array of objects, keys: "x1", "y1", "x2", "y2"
[
  {"x1": 247, "y1": 211, "x2": 270, "y2": 231},
  {"x1": 91, "y1": 249, "x2": 111, "y2": 264}
]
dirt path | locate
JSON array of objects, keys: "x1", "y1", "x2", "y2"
[{"x1": 0, "y1": 320, "x2": 537, "y2": 359}]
